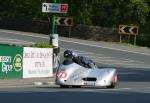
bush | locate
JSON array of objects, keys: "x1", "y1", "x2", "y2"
[{"x1": 32, "y1": 42, "x2": 55, "y2": 48}]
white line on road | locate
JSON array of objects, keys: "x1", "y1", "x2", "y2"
[
  {"x1": 0, "y1": 38, "x2": 34, "y2": 44},
  {"x1": 59, "y1": 47, "x2": 150, "y2": 68},
  {"x1": 60, "y1": 39, "x2": 150, "y2": 56},
  {"x1": 0, "y1": 85, "x2": 35, "y2": 88},
  {"x1": 93, "y1": 58, "x2": 145, "y2": 64},
  {"x1": 86, "y1": 55, "x2": 114, "y2": 59},
  {"x1": 93, "y1": 60, "x2": 150, "y2": 68},
  {"x1": 1, "y1": 30, "x2": 150, "y2": 56}
]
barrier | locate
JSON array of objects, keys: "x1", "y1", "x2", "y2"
[
  {"x1": 23, "y1": 47, "x2": 53, "y2": 78},
  {"x1": 0, "y1": 45, "x2": 23, "y2": 79},
  {"x1": 0, "y1": 44, "x2": 54, "y2": 79}
]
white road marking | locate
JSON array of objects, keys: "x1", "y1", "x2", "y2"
[
  {"x1": 60, "y1": 39, "x2": 150, "y2": 56},
  {"x1": 0, "y1": 82, "x2": 56, "y2": 89},
  {"x1": 87, "y1": 55, "x2": 114, "y2": 59},
  {"x1": 1, "y1": 84, "x2": 150, "y2": 92},
  {"x1": 0, "y1": 40, "x2": 34, "y2": 44},
  {"x1": 108, "y1": 88, "x2": 131, "y2": 91},
  {"x1": 85, "y1": 54, "x2": 144, "y2": 64},
  {"x1": 94, "y1": 59, "x2": 145, "y2": 64},
  {"x1": 93, "y1": 60, "x2": 150, "y2": 68},
  {"x1": 0, "y1": 85, "x2": 35, "y2": 88},
  {"x1": 0, "y1": 38, "x2": 34, "y2": 44},
  {"x1": 33, "y1": 82, "x2": 55, "y2": 86},
  {"x1": 93, "y1": 59, "x2": 130, "y2": 62},
  {"x1": 0, "y1": 30, "x2": 49, "y2": 39},
  {"x1": 61, "y1": 48, "x2": 149, "y2": 68},
  {"x1": 82, "y1": 88, "x2": 131, "y2": 92},
  {"x1": 0, "y1": 30, "x2": 150, "y2": 56},
  {"x1": 1, "y1": 30, "x2": 150, "y2": 68},
  {"x1": 60, "y1": 47, "x2": 150, "y2": 68},
  {"x1": 34, "y1": 82, "x2": 43, "y2": 86},
  {"x1": 118, "y1": 72, "x2": 137, "y2": 75},
  {"x1": 0, "y1": 38, "x2": 28, "y2": 42}
]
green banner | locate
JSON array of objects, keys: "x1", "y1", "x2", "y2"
[{"x1": 0, "y1": 45, "x2": 23, "y2": 79}]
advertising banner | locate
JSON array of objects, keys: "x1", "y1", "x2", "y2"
[
  {"x1": 23, "y1": 47, "x2": 53, "y2": 78},
  {"x1": 0, "y1": 45, "x2": 23, "y2": 78}
]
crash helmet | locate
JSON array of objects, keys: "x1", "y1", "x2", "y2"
[
  {"x1": 72, "y1": 51, "x2": 78, "y2": 57},
  {"x1": 64, "y1": 50, "x2": 73, "y2": 58}
]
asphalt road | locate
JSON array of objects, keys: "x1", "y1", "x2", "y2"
[
  {"x1": 0, "y1": 29, "x2": 150, "y2": 103},
  {"x1": 0, "y1": 86, "x2": 150, "y2": 103}
]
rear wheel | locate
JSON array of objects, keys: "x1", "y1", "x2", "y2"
[
  {"x1": 106, "y1": 82, "x2": 116, "y2": 88},
  {"x1": 106, "y1": 74, "x2": 117, "y2": 89}
]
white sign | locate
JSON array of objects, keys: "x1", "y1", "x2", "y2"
[
  {"x1": 23, "y1": 47, "x2": 53, "y2": 78},
  {"x1": 42, "y1": 3, "x2": 68, "y2": 13},
  {"x1": 52, "y1": 34, "x2": 59, "y2": 47}
]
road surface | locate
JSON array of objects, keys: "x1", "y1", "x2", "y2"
[{"x1": 0, "y1": 29, "x2": 150, "y2": 103}]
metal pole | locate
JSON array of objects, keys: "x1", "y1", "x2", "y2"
[
  {"x1": 47, "y1": 0, "x2": 57, "y2": 45},
  {"x1": 69, "y1": 27, "x2": 71, "y2": 38},
  {"x1": 120, "y1": 34, "x2": 122, "y2": 43},
  {"x1": 134, "y1": 35, "x2": 137, "y2": 46},
  {"x1": 51, "y1": 0, "x2": 57, "y2": 45},
  {"x1": 128, "y1": 34, "x2": 130, "y2": 44},
  {"x1": 52, "y1": 12, "x2": 56, "y2": 34}
]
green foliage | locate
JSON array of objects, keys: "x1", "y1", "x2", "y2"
[
  {"x1": 0, "y1": 0, "x2": 47, "y2": 20},
  {"x1": 32, "y1": 42, "x2": 55, "y2": 48}
]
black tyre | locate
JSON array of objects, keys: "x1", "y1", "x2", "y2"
[
  {"x1": 72, "y1": 86, "x2": 81, "y2": 88},
  {"x1": 106, "y1": 82, "x2": 116, "y2": 88},
  {"x1": 60, "y1": 85, "x2": 69, "y2": 88}
]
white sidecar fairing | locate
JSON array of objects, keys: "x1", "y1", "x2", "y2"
[{"x1": 55, "y1": 63, "x2": 117, "y2": 88}]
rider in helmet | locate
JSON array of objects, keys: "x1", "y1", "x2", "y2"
[
  {"x1": 63, "y1": 50, "x2": 96, "y2": 68},
  {"x1": 63, "y1": 50, "x2": 73, "y2": 59},
  {"x1": 63, "y1": 50, "x2": 82, "y2": 65}
]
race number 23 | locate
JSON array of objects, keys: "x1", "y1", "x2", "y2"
[{"x1": 56, "y1": 72, "x2": 67, "y2": 78}]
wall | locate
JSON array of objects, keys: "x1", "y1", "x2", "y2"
[{"x1": 0, "y1": 18, "x2": 120, "y2": 42}]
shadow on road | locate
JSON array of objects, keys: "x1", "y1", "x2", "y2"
[
  {"x1": 117, "y1": 67, "x2": 150, "y2": 82},
  {"x1": 0, "y1": 90, "x2": 150, "y2": 103}
]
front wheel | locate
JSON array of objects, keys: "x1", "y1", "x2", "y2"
[
  {"x1": 72, "y1": 86, "x2": 81, "y2": 88},
  {"x1": 60, "y1": 85, "x2": 69, "y2": 88}
]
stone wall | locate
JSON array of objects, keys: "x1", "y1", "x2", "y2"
[
  {"x1": 71, "y1": 24, "x2": 119, "y2": 41},
  {"x1": 0, "y1": 18, "x2": 50, "y2": 34},
  {"x1": 0, "y1": 18, "x2": 119, "y2": 42}
]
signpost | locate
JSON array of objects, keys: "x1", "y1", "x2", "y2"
[
  {"x1": 119, "y1": 25, "x2": 138, "y2": 35},
  {"x1": 42, "y1": 1, "x2": 68, "y2": 45},
  {"x1": 42, "y1": 1, "x2": 68, "y2": 69},
  {"x1": 42, "y1": 3, "x2": 68, "y2": 13},
  {"x1": 118, "y1": 25, "x2": 139, "y2": 45},
  {"x1": 55, "y1": 17, "x2": 73, "y2": 38},
  {"x1": 60, "y1": 4, "x2": 68, "y2": 13}
]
